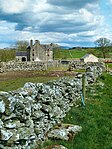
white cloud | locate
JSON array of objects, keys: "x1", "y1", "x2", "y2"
[
  {"x1": 0, "y1": 0, "x2": 29, "y2": 14},
  {"x1": 0, "y1": 0, "x2": 110, "y2": 48},
  {"x1": 109, "y1": 0, "x2": 112, "y2": 4},
  {"x1": 0, "y1": 21, "x2": 16, "y2": 33}
]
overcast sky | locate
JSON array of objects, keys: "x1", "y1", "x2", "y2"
[{"x1": 0, "y1": 0, "x2": 112, "y2": 48}]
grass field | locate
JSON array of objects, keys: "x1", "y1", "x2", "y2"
[
  {"x1": 53, "y1": 49, "x2": 87, "y2": 59},
  {"x1": 53, "y1": 48, "x2": 112, "y2": 60},
  {"x1": 0, "y1": 76, "x2": 59, "y2": 91},
  {"x1": 0, "y1": 69, "x2": 77, "y2": 91},
  {"x1": 0, "y1": 47, "x2": 111, "y2": 62},
  {"x1": 0, "y1": 61, "x2": 112, "y2": 148},
  {"x1": 107, "y1": 63, "x2": 112, "y2": 69},
  {"x1": 37, "y1": 73, "x2": 112, "y2": 149},
  {"x1": 0, "y1": 71, "x2": 60, "y2": 91}
]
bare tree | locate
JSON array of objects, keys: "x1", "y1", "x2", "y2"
[
  {"x1": 16, "y1": 40, "x2": 29, "y2": 51},
  {"x1": 95, "y1": 37, "x2": 112, "y2": 58}
]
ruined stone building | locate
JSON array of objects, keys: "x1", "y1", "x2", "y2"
[{"x1": 16, "y1": 40, "x2": 54, "y2": 62}]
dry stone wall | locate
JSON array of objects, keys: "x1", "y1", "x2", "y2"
[
  {"x1": 0, "y1": 63, "x2": 105, "y2": 149},
  {"x1": 69, "y1": 62, "x2": 105, "y2": 71},
  {"x1": 0, "y1": 61, "x2": 46, "y2": 72},
  {"x1": 0, "y1": 60, "x2": 61, "y2": 73}
]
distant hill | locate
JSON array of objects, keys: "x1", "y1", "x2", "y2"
[
  {"x1": 60, "y1": 46, "x2": 70, "y2": 49},
  {"x1": 53, "y1": 48, "x2": 88, "y2": 60}
]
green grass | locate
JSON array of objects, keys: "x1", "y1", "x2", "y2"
[
  {"x1": 39, "y1": 73, "x2": 112, "y2": 149},
  {"x1": 0, "y1": 70, "x2": 112, "y2": 149},
  {"x1": 53, "y1": 48, "x2": 112, "y2": 60},
  {"x1": 53, "y1": 49, "x2": 87, "y2": 59},
  {"x1": 47, "y1": 65, "x2": 68, "y2": 71},
  {"x1": 0, "y1": 76, "x2": 58, "y2": 91},
  {"x1": 0, "y1": 49, "x2": 15, "y2": 62},
  {"x1": 106, "y1": 63, "x2": 112, "y2": 69},
  {"x1": 0, "y1": 67, "x2": 75, "y2": 91}
]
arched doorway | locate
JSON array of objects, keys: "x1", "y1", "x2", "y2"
[{"x1": 22, "y1": 57, "x2": 26, "y2": 62}]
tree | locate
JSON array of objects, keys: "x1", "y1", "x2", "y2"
[
  {"x1": 0, "y1": 49, "x2": 15, "y2": 62},
  {"x1": 16, "y1": 40, "x2": 29, "y2": 51},
  {"x1": 95, "y1": 37, "x2": 112, "y2": 58}
]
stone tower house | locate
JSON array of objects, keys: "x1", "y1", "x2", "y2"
[
  {"x1": 29, "y1": 40, "x2": 53, "y2": 61},
  {"x1": 16, "y1": 40, "x2": 53, "y2": 62}
]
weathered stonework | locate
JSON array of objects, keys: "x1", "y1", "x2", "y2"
[
  {"x1": 0, "y1": 61, "x2": 46, "y2": 72},
  {"x1": 0, "y1": 60, "x2": 60, "y2": 73},
  {"x1": 0, "y1": 63, "x2": 105, "y2": 149},
  {"x1": 69, "y1": 62, "x2": 105, "y2": 72},
  {"x1": 16, "y1": 40, "x2": 56, "y2": 62}
]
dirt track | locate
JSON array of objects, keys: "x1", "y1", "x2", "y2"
[{"x1": 0, "y1": 70, "x2": 76, "y2": 82}]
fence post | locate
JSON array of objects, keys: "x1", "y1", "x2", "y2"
[
  {"x1": 82, "y1": 73, "x2": 86, "y2": 106},
  {"x1": 106, "y1": 64, "x2": 109, "y2": 73}
]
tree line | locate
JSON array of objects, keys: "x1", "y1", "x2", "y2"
[
  {"x1": 0, "y1": 49, "x2": 16, "y2": 62},
  {"x1": 0, "y1": 38, "x2": 112, "y2": 62},
  {"x1": 0, "y1": 41, "x2": 29, "y2": 62}
]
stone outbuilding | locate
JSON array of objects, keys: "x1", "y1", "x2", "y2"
[
  {"x1": 16, "y1": 51, "x2": 28, "y2": 62},
  {"x1": 80, "y1": 54, "x2": 99, "y2": 63},
  {"x1": 16, "y1": 40, "x2": 54, "y2": 62}
]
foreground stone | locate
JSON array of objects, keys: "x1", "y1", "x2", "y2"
[
  {"x1": 0, "y1": 77, "x2": 82, "y2": 149},
  {"x1": 0, "y1": 63, "x2": 105, "y2": 149},
  {"x1": 48, "y1": 124, "x2": 82, "y2": 141},
  {"x1": 43, "y1": 144, "x2": 68, "y2": 149}
]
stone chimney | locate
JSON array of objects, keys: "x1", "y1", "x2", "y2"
[
  {"x1": 30, "y1": 39, "x2": 33, "y2": 47},
  {"x1": 35, "y1": 40, "x2": 40, "y2": 44}
]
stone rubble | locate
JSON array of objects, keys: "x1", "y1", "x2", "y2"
[
  {"x1": 48, "y1": 124, "x2": 82, "y2": 141},
  {"x1": 0, "y1": 63, "x2": 105, "y2": 149},
  {"x1": 43, "y1": 144, "x2": 68, "y2": 149}
]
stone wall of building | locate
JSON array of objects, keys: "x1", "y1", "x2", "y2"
[
  {"x1": 30, "y1": 40, "x2": 53, "y2": 62},
  {"x1": 0, "y1": 64, "x2": 105, "y2": 149}
]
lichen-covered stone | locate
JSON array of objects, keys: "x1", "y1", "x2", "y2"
[
  {"x1": 48, "y1": 124, "x2": 82, "y2": 141},
  {"x1": 0, "y1": 63, "x2": 104, "y2": 148},
  {"x1": 0, "y1": 100, "x2": 5, "y2": 113},
  {"x1": 43, "y1": 144, "x2": 68, "y2": 149},
  {"x1": 0, "y1": 61, "x2": 46, "y2": 73},
  {"x1": 0, "y1": 119, "x2": 3, "y2": 128},
  {"x1": 4, "y1": 120, "x2": 16, "y2": 129},
  {"x1": 1, "y1": 129, "x2": 13, "y2": 140}
]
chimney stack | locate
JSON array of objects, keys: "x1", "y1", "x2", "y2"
[
  {"x1": 35, "y1": 40, "x2": 40, "y2": 44},
  {"x1": 30, "y1": 39, "x2": 33, "y2": 47}
]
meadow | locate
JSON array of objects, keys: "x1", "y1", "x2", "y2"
[
  {"x1": 0, "y1": 69, "x2": 112, "y2": 149},
  {"x1": 36, "y1": 73, "x2": 112, "y2": 149},
  {"x1": 53, "y1": 47, "x2": 112, "y2": 60},
  {"x1": 53, "y1": 48, "x2": 87, "y2": 59},
  {"x1": 0, "y1": 47, "x2": 112, "y2": 62},
  {"x1": 0, "y1": 48, "x2": 112, "y2": 149}
]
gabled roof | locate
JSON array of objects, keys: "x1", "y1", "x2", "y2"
[
  {"x1": 80, "y1": 54, "x2": 98, "y2": 59},
  {"x1": 16, "y1": 51, "x2": 27, "y2": 56}
]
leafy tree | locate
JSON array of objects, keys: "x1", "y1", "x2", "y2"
[
  {"x1": 0, "y1": 49, "x2": 16, "y2": 62},
  {"x1": 95, "y1": 37, "x2": 112, "y2": 58},
  {"x1": 16, "y1": 40, "x2": 29, "y2": 51}
]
